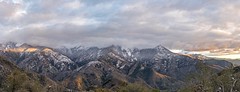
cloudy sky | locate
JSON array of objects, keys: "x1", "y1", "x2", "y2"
[{"x1": 1, "y1": 0, "x2": 240, "y2": 50}]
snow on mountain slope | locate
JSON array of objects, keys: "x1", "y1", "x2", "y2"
[
  {"x1": 0, "y1": 42, "x2": 233, "y2": 91},
  {"x1": 0, "y1": 43, "x2": 76, "y2": 78}
]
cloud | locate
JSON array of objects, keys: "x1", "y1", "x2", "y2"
[{"x1": 1, "y1": 0, "x2": 240, "y2": 50}]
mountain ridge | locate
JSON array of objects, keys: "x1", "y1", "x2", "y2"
[{"x1": 0, "y1": 42, "x2": 234, "y2": 91}]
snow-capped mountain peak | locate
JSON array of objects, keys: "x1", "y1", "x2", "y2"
[
  {"x1": 0, "y1": 42, "x2": 17, "y2": 50},
  {"x1": 155, "y1": 45, "x2": 171, "y2": 54}
]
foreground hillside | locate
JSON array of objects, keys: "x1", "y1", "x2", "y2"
[
  {"x1": 180, "y1": 64, "x2": 240, "y2": 92},
  {"x1": 0, "y1": 42, "x2": 235, "y2": 91},
  {"x1": 0, "y1": 57, "x2": 64, "y2": 92}
]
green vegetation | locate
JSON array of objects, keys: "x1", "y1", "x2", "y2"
[
  {"x1": 2, "y1": 70, "x2": 43, "y2": 92},
  {"x1": 179, "y1": 63, "x2": 240, "y2": 92},
  {"x1": 94, "y1": 88, "x2": 112, "y2": 92},
  {"x1": 117, "y1": 83, "x2": 160, "y2": 92},
  {"x1": 93, "y1": 83, "x2": 160, "y2": 92}
]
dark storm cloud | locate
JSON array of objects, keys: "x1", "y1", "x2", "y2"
[{"x1": 1, "y1": 0, "x2": 240, "y2": 49}]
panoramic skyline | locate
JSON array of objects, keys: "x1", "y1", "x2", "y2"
[
  {"x1": 1, "y1": 0, "x2": 240, "y2": 49},
  {"x1": 1, "y1": 1, "x2": 240, "y2": 91}
]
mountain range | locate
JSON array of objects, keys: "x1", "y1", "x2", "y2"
[{"x1": 0, "y1": 42, "x2": 235, "y2": 91}]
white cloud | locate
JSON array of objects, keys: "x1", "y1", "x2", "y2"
[
  {"x1": 64, "y1": 0, "x2": 82, "y2": 10},
  {"x1": 1, "y1": 0, "x2": 240, "y2": 49}
]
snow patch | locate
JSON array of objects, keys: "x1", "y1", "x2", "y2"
[{"x1": 87, "y1": 61, "x2": 101, "y2": 67}]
